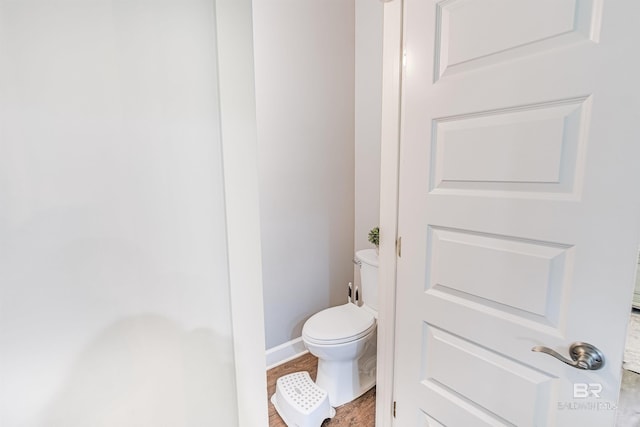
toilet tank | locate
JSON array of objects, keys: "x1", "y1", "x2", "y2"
[{"x1": 356, "y1": 249, "x2": 379, "y2": 312}]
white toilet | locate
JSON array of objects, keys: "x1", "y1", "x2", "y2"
[{"x1": 301, "y1": 249, "x2": 379, "y2": 407}]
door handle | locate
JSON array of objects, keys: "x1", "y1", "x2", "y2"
[{"x1": 531, "y1": 342, "x2": 605, "y2": 370}]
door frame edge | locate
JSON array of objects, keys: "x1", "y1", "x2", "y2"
[
  {"x1": 376, "y1": 1, "x2": 403, "y2": 426},
  {"x1": 216, "y1": 1, "x2": 269, "y2": 426}
]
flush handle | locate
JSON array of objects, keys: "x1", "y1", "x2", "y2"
[{"x1": 531, "y1": 342, "x2": 604, "y2": 370}]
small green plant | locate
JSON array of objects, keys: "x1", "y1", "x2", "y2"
[{"x1": 368, "y1": 226, "x2": 379, "y2": 247}]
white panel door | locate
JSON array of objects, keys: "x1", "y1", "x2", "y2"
[{"x1": 393, "y1": 0, "x2": 640, "y2": 425}]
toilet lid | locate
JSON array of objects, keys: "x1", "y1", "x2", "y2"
[{"x1": 302, "y1": 303, "x2": 376, "y2": 344}]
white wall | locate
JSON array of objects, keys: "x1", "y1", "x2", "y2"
[
  {"x1": 253, "y1": 0, "x2": 356, "y2": 349},
  {"x1": 0, "y1": 1, "x2": 238, "y2": 425},
  {"x1": 354, "y1": 0, "x2": 384, "y2": 287}
]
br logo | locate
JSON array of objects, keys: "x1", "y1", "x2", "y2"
[{"x1": 573, "y1": 383, "x2": 602, "y2": 398}]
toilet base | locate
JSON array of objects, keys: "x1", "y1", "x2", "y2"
[{"x1": 315, "y1": 337, "x2": 377, "y2": 407}]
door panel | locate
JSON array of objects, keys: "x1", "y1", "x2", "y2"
[
  {"x1": 427, "y1": 227, "x2": 572, "y2": 324},
  {"x1": 431, "y1": 98, "x2": 589, "y2": 196},
  {"x1": 393, "y1": 0, "x2": 640, "y2": 425},
  {"x1": 420, "y1": 324, "x2": 554, "y2": 426},
  {"x1": 435, "y1": 0, "x2": 602, "y2": 80}
]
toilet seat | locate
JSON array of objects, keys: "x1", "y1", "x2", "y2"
[{"x1": 302, "y1": 303, "x2": 376, "y2": 345}]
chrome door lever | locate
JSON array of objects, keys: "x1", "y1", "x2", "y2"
[{"x1": 531, "y1": 342, "x2": 605, "y2": 370}]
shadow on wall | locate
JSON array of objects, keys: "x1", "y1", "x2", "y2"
[{"x1": 37, "y1": 315, "x2": 238, "y2": 427}]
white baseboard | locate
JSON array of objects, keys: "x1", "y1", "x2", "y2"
[{"x1": 265, "y1": 337, "x2": 309, "y2": 370}]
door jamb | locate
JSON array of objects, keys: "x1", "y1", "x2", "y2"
[
  {"x1": 216, "y1": 1, "x2": 269, "y2": 426},
  {"x1": 376, "y1": 1, "x2": 403, "y2": 426}
]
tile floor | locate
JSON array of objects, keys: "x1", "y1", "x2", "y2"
[
  {"x1": 616, "y1": 369, "x2": 640, "y2": 426},
  {"x1": 617, "y1": 309, "x2": 640, "y2": 426},
  {"x1": 624, "y1": 309, "x2": 640, "y2": 374}
]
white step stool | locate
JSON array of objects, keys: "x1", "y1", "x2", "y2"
[{"x1": 270, "y1": 371, "x2": 336, "y2": 427}]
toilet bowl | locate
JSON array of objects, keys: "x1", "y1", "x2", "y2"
[{"x1": 301, "y1": 249, "x2": 379, "y2": 407}]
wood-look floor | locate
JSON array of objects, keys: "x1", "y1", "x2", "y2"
[{"x1": 267, "y1": 352, "x2": 375, "y2": 426}]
